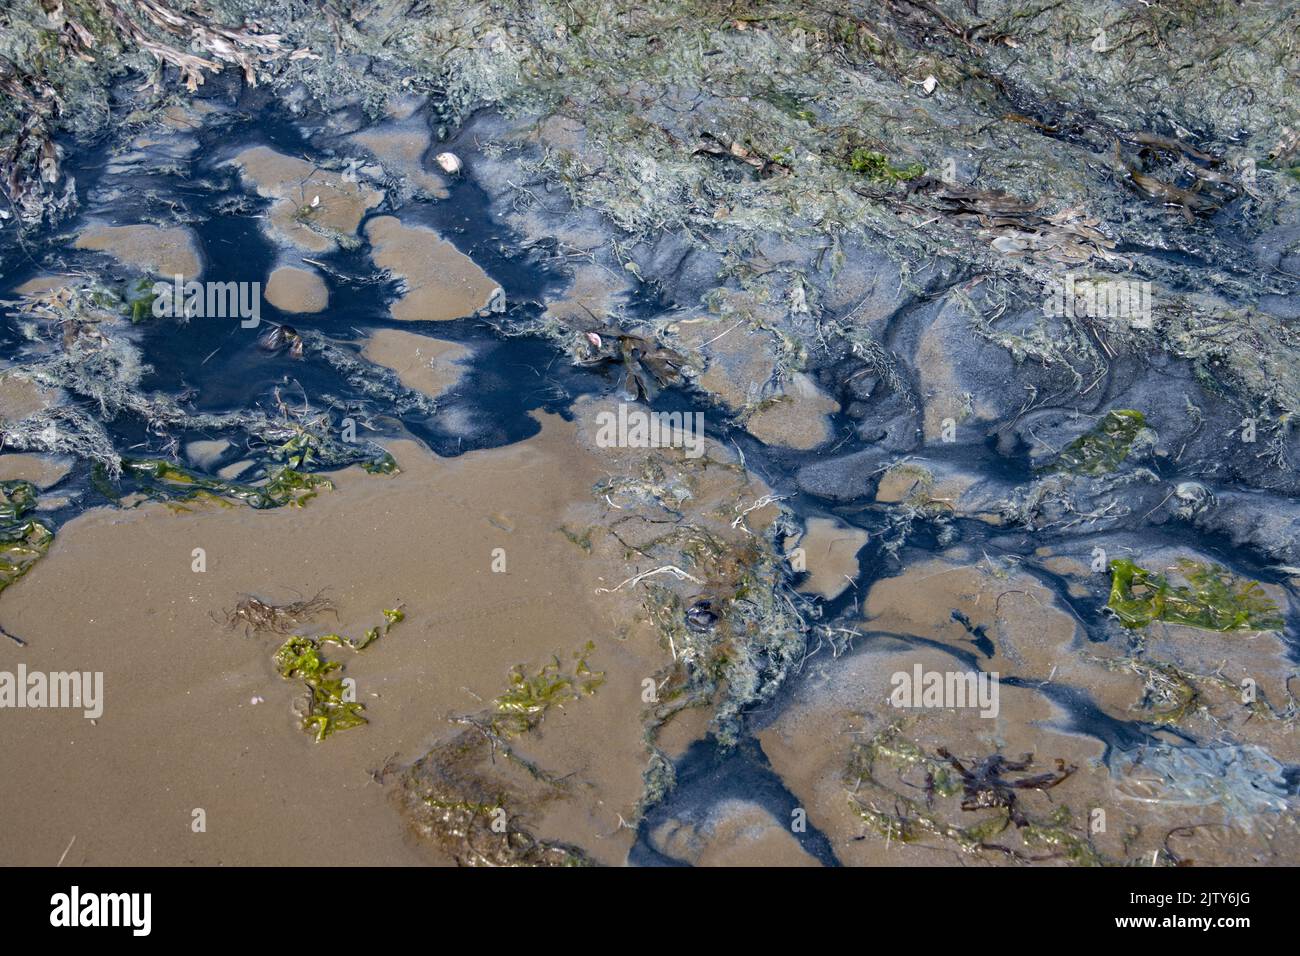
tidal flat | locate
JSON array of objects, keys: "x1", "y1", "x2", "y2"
[{"x1": 0, "y1": 1, "x2": 1297, "y2": 871}]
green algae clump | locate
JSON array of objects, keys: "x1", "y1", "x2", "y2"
[
  {"x1": 1047, "y1": 410, "x2": 1148, "y2": 476},
  {"x1": 274, "y1": 635, "x2": 367, "y2": 742},
  {"x1": 1107, "y1": 559, "x2": 1283, "y2": 632},
  {"x1": 847, "y1": 148, "x2": 924, "y2": 183},
  {"x1": 0, "y1": 480, "x2": 54, "y2": 596},
  {"x1": 272, "y1": 607, "x2": 405, "y2": 741},
  {"x1": 490, "y1": 643, "x2": 604, "y2": 737},
  {"x1": 124, "y1": 458, "x2": 333, "y2": 509}
]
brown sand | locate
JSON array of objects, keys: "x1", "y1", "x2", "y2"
[
  {"x1": 366, "y1": 216, "x2": 502, "y2": 322},
  {"x1": 793, "y1": 516, "x2": 868, "y2": 601},
  {"x1": 758, "y1": 550, "x2": 1300, "y2": 866},
  {"x1": 74, "y1": 224, "x2": 203, "y2": 280},
  {"x1": 362, "y1": 329, "x2": 471, "y2": 400},
  {"x1": 0, "y1": 415, "x2": 656, "y2": 865},
  {"x1": 228, "y1": 146, "x2": 383, "y2": 253},
  {"x1": 651, "y1": 799, "x2": 821, "y2": 866},
  {"x1": 744, "y1": 373, "x2": 839, "y2": 450},
  {"x1": 0, "y1": 454, "x2": 70, "y2": 489},
  {"x1": 0, "y1": 372, "x2": 60, "y2": 423},
  {"x1": 265, "y1": 265, "x2": 329, "y2": 314},
  {"x1": 350, "y1": 126, "x2": 448, "y2": 198}
]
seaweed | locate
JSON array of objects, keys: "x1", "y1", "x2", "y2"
[
  {"x1": 847, "y1": 148, "x2": 924, "y2": 183},
  {"x1": 1107, "y1": 558, "x2": 1283, "y2": 632},
  {"x1": 123, "y1": 458, "x2": 334, "y2": 509},
  {"x1": 1046, "y1": 410, "x2": 1148, "y2": 476},
  {"x1": 396, "y1": 730, "x2": 597, "y2": 866},
  {"x1": 274, "y1": 635, "x2": 368, "y2": 742},
  {"x1": 361, "y1": 452, "x2": 400, "y2": 475},
  {"x1": 489, "y1": 642, "x2": 604, "y2": 737},
  {"x1": 0, "y1": 480, "x2": 38, "y2": 522},
  {"x1": 0, "y1": 480, "x2": 53, "y2": 597},
  {"x1": 271, "y1": 606, "x2": 405, "y2": 741},
  {"x1": 124, "y1": 277, "x2": 157, "y2": 324},
  {"x1": 845, "y1": 723, "x2": 1098, "y2": 863}
]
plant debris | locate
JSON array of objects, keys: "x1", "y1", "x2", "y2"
[
  {"x1": 222, "y1": 590, "x2": 335, "y2": 636},
  {"x1": 271, "y1": 606, "x2": 405, "y2": 741},
  {"x1": 1107, "y1": 559, "x2": 1283, "y2": 632},
  {"x1": 1045, "y1": 410, "x2": 1151, "y2": 476}
]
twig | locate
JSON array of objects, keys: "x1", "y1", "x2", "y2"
[{"x1": 596, "y1": 565, "x2": 701, "y2": 593}]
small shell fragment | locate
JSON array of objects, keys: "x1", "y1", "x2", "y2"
[{"x1": 435, "y1": 152, "x2": 463, "y2": 174}]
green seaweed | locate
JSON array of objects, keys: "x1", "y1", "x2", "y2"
[
  {"x1": 124, "y1": 277, "x2": 156, "y2": 324},
  {"x1": 1046, "y1": 409, "x2": 1147, "y2": 476},
  {"x1": 1107, "y1": 558, "x2": 1283, "y2": 632},
  {"x1": 361, "y1": 452, "x2": 400, "y2": 475},
  {"x1": 490, "y1": 642, "x2": 604, "y2": 736},
  {"x1": 274, "y1": 635, "x2": 368, "y2": 742},
  {"x1": 124, "y1": 458, "x2": 333, "y2": 509},
  {"x1": 761, "y1": 90, "x2": 815, "y2": 124},
  {"x1": 847, "y1": 148, "x2": 924, "y2": 183},
  {"x1": 1021, "y1": 806, "x2": 1104, "y2": 866},
  {"x1": 0, "y1": 480, "x2": 39, "y2": 522},
  {"x1": 0, "y1": 481, "x2": 53, "y2": 595},
  {"x1": 345, "y1": 606, "x2": 405, "y2": 651},
  {"x1": 272, "y1": 607, "x2": 404, "y2": 740}
]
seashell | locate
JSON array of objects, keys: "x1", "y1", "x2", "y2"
[
  {"x1": 435, "y1": 151, "x2": 463, "y2": 174},
  {"x1": 685, "y1": 599, "x2": 718, "y2": 632}
]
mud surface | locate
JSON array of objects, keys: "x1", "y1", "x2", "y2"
[{"x1": 0, "y1": 3, "x2": 1298, "y2": 869}]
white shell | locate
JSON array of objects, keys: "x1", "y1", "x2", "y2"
[
  {"x1": 435, "y1": 151, "x2": 463, "y2": 174},
  {"x1": 921, "y1": 75, "x2": 938, "y2": 96}
]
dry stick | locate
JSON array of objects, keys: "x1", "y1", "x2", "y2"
[
  {"x1": 595, "y1": 565, "x2": 700, "y2": 593},
  {"x1": 56, "y1": 835, "x2": 75, "y2": 867},
  {"x1": 1, "y1": 624, "x2": 26, "y2": 647}
]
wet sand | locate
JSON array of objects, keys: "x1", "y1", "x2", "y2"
[
  {"x1": 793, "y1": 516, "x2": 869, "y2": 601},
  {"x1": 362, "y1": 329, "x2": 471, "y2": 400},
  {"x1": 758, "y1": 550, "x2": 1300, "y2": 866},
  {"x1": 74, "y1": 224, "x2": 203, "y2": 280},
  {"x1": 674, "y1": 305, "x2": 838, "y2": 449},
  {"x1": 744, "y1": 372, "x2": 839, "y2": 451},
  {"x1": 265, "y1": 265, "x2": 329, "y2": 314},
  {"x1": 350, "y1": 126, "x2": 448, "y2": 198},
  {"x1": 0, "y1": 454, "x2": 70, "y2": 489},
  {"x1": 228, "y1": 146, "x2": 383, "y2": 253},
  {"x1": 0, "y1": 372, "x2": 60, "y2": 424},
  {"x1": 0, "y1": 415, "x2": 655, "y2": 865},
  {"x1": 365, "y1": 216, "x2": 502, "y2": 322}
]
